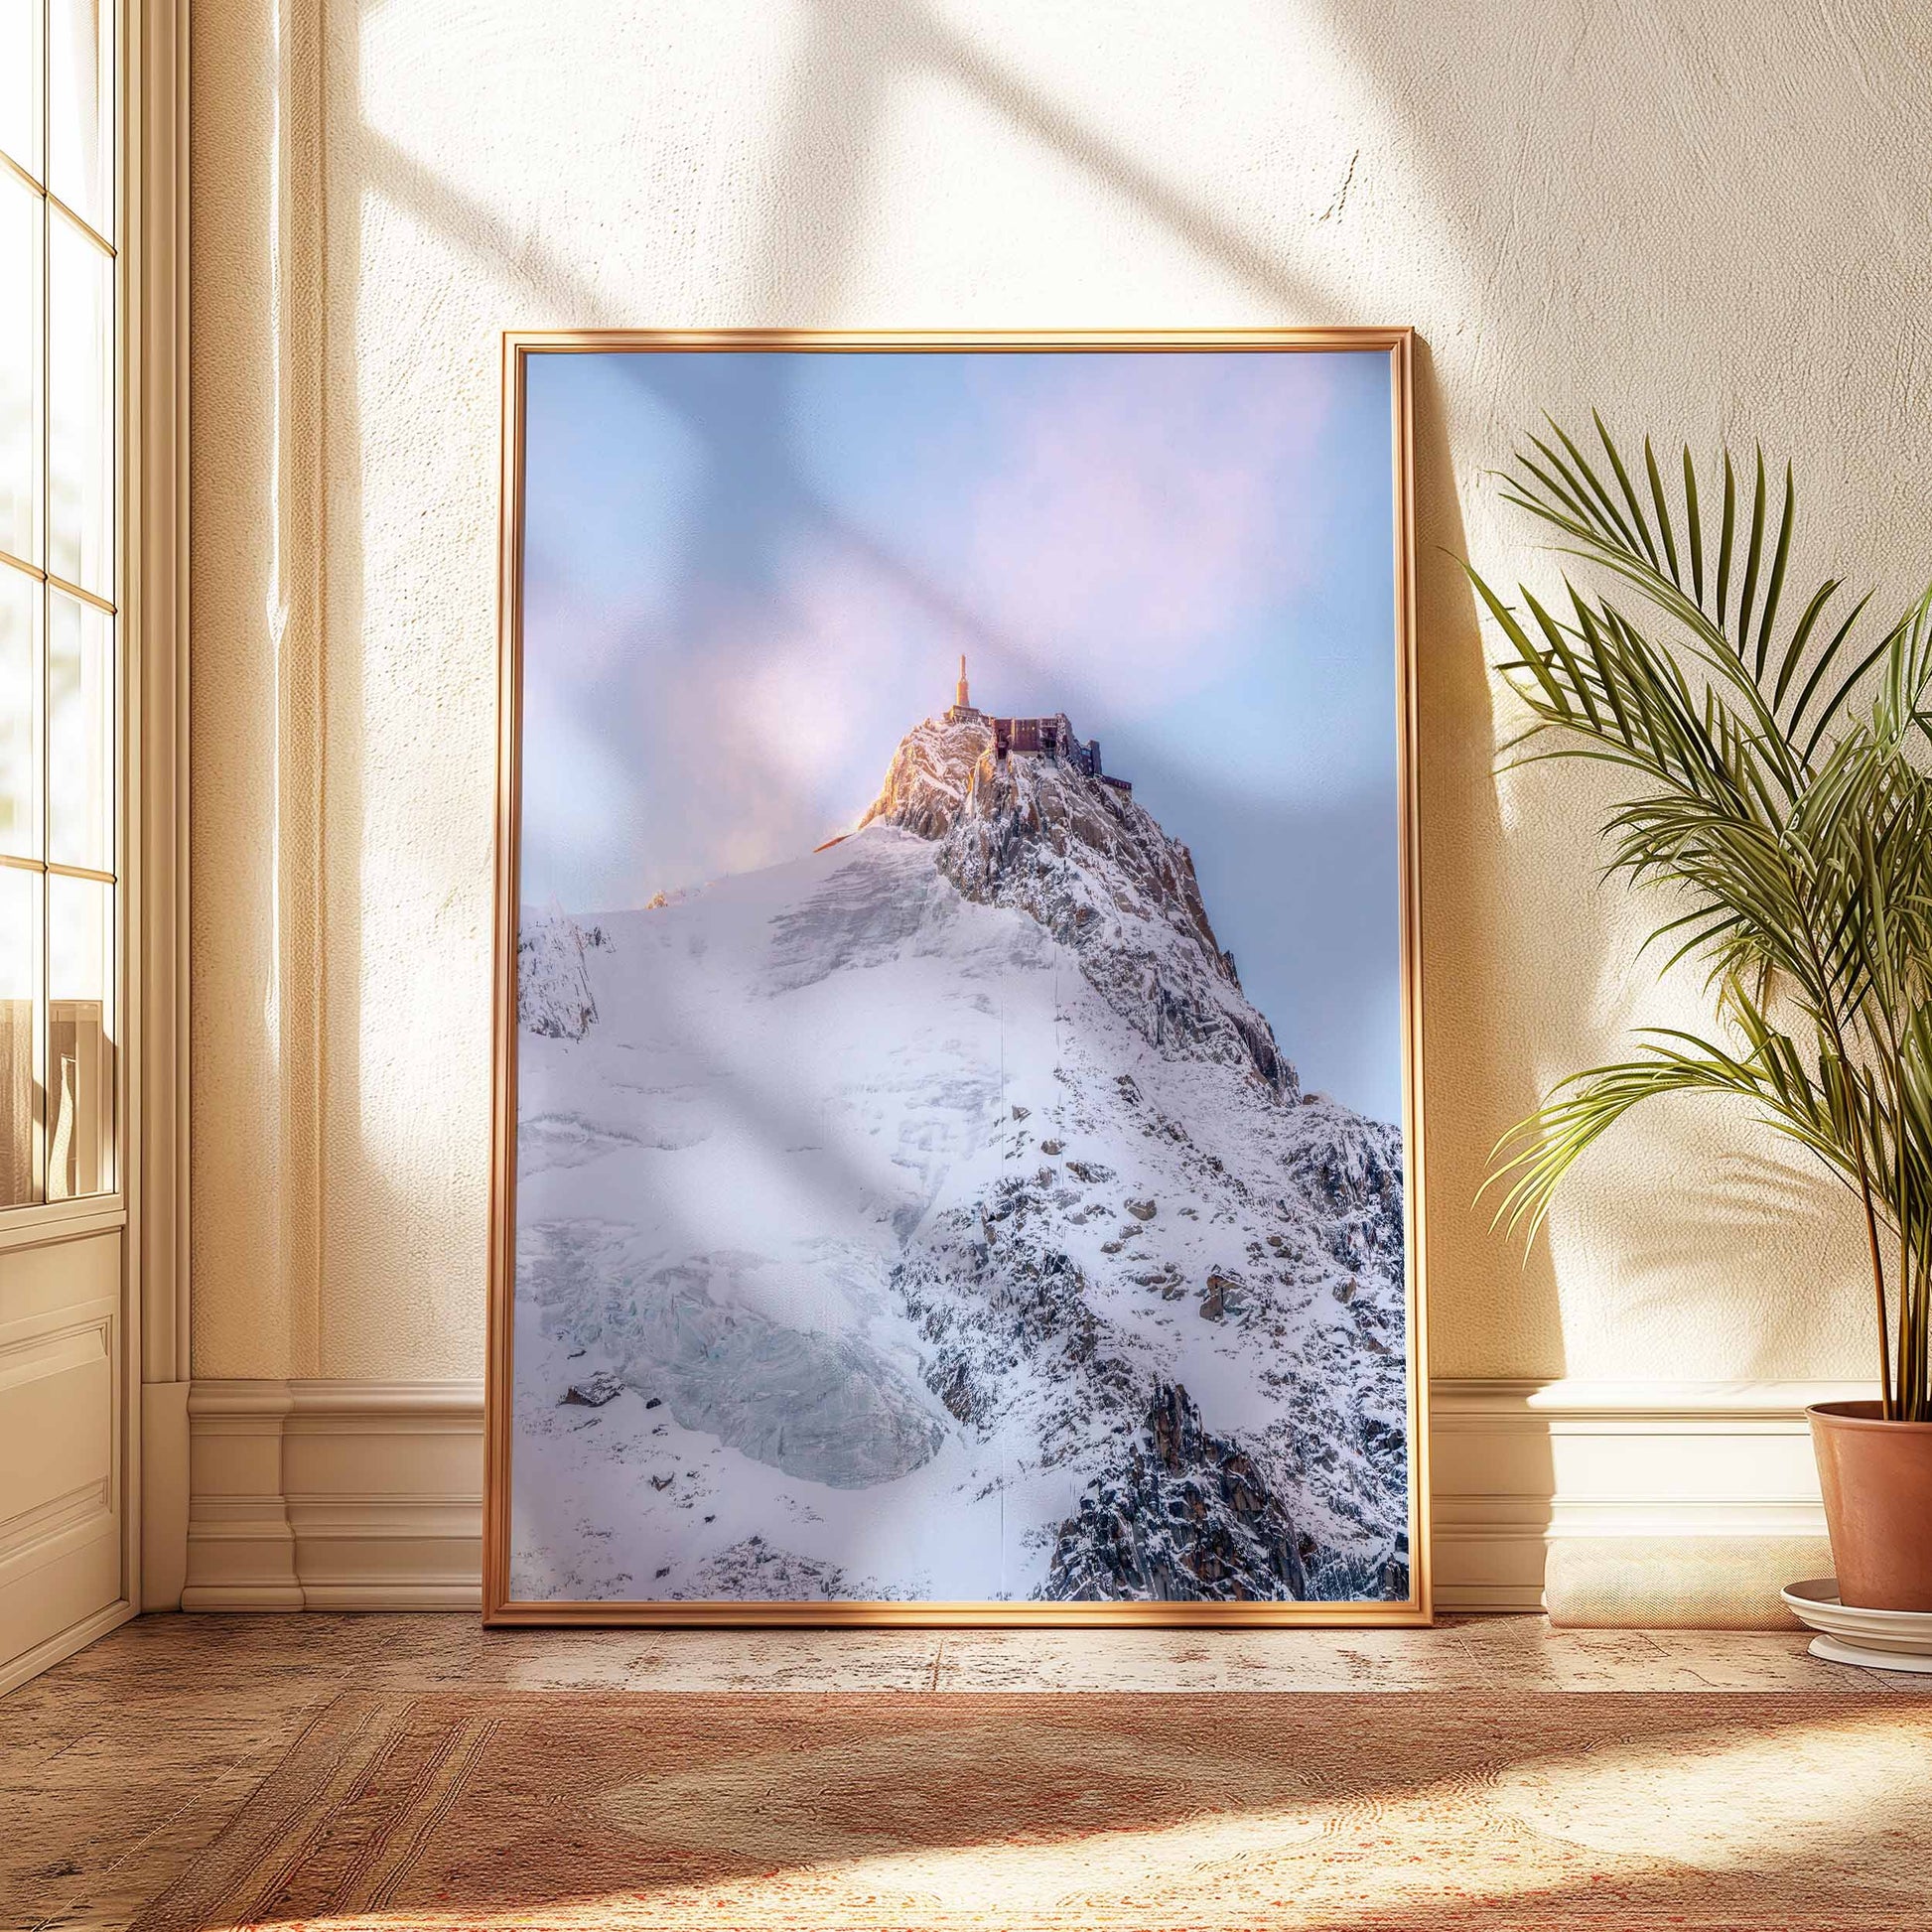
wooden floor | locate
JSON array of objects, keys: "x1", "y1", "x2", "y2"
[{"x1": 3, "y1": 1612, "x2": 1927, "y2": 1931}]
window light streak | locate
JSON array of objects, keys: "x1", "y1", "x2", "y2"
[{"x1": 213, "y1": 1710, "x2": 1927, "y2": 1929}]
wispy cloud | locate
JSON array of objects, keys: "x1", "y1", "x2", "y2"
[{"x1": 943, "y1": 353, "x2": 1332, "y2": 712}]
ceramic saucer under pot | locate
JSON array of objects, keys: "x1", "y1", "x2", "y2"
[{"x1": 1781, "y1": 1578, "x2": 1932, "y2": 1673}]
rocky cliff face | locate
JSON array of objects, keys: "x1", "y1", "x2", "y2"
[
  {"x1": 517, "y1": 912, "x2": 601, "y2": 1039},
  {"x1": 862, "y1": 717, "x2": 1296, "y2": 1096},
  {"x1": 1045, "y1": 1383, "x2": 1311, "y2": 1601},
  {"x1": 857, "y1": 714, "x2": 993, "y2": 843},
  {"x1": 859, "y1": 710, "x2": 1407, "y2": 1602},
  {"x1": 885, "y1": 1012, "x2": 1407, "y2": 1601}
]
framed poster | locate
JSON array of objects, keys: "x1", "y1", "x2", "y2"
[{"x1": 486, "y1": 331, "x2": 1426, "y2": 1625}]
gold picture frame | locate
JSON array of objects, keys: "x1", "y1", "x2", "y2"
[{"x1": 486, "y1": 329, "x2": 1427, "y2": 1626}]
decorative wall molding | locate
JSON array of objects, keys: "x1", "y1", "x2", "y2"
[
  {"x1": 1429, "y1": 1377, "x2": 1863, "y2": 1617},
  {"x1": 183, "y1": 1376, "x2": 1864, "y2": 1616},
  {"x1": 183, "y1": 1380, "x2": 483, "y2": 1611}
]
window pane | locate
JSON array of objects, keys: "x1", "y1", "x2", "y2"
[
  {"x1": 49, "y1": 0, "x2": 110, "y2": 240},
  {"x1": 0, "y1": 167, "x2": 41, "y2": 566},
  {"x1": 47, "y1": 592, "x2": 108, "y2": 871},
  {"x1": 0, "y1": 568, "x2": 39, "y2": 859},
  {"x1": 48, "y1": 208, "x2": 111, "y2": 597},
  {"x1": 0, "y1": 864, "x2": 40, "y2": 1206},
  {"x1": 47, "y1": 870, "x2": 110, "y2": 1199},
  {"x1": 0, "y1": 0, "x2": 43, "y2": 181}
]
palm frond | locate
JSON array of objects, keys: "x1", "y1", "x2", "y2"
[
  {"x1": 1495, "y1": 420, "x2": 1889, "y2": 759},
  {"x1": 1473, "y1": 413, "x2": 1932, "y2": 1415}
]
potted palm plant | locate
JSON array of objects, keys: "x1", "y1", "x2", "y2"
[{"x1": 1472, "y1": 418, "x2": 1932, "y2": 1610}]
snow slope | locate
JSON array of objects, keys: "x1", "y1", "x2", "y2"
[{"x1": 511, "y1": 712, "x2": 1408, "y2": 1603}]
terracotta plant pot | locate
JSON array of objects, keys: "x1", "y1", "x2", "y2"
[{"x1": 1809, "y1": 1401, "x2": 1932, "y2": 1611}]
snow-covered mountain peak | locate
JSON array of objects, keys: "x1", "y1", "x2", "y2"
[
  {"x1": 857, "y1": 712, "x2": 994, "y2": 842},
  {"x1": 860, "y1": 708, "x2": 1298, "y2": 1100},
  {"x1": 511, "y1": 693, "x2": 1408, "y2": 1606}
]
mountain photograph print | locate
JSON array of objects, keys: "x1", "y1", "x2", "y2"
[{"x1": 487, "y1": 333, "x2": 1424, "y2": 1624}]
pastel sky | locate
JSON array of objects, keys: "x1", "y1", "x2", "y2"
[{"x1": 520, "y1": 348, "x2": 1403, "y2": 1123}]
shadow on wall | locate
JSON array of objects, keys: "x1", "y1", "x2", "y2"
[
  {"x1": 200, "y1": 0, "x2": 1912, "y2": 1397},
  {"x1": 207, "y1": 0, "x2": 1570, "y2": 1386},
  {"x1": 1407, "y1": 339, "x2": 1566, "y2": 1398}
]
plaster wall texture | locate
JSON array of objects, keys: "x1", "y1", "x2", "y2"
[{"x1": 189, "y1": 0, "x2": 1932, "y2": 1384}]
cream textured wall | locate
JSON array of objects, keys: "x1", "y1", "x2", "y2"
[{"x1": 190, "y1": 0, "x2": 1932, "y2": 1385}]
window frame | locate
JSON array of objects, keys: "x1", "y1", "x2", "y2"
[{"x1": 0, "y1": 0, "x2": 126, "y2": 1232}]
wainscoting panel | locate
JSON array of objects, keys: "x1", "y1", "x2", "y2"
[
  {"x1": 183, "y1": 1378, "x2": 1863, "y2": 1621},
  {"x1": 0, "y1": 1232, "x2": 128, "y2": 1690}
]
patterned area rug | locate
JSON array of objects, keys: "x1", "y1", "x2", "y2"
[{"x1": 135, "y1": 1690, "x2": 1931, "y2": 1930}]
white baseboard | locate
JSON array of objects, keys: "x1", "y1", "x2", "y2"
[
  {"x1": 184, "y1": 1380, "x2": 483, "y2": 1611},
  {"x1": 1430, "y1": 1378, "x2": 1861, "y2": 1619},
  {"x1": 182, "y1": 1376, "x2": 1863, "y2": 1618}
]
